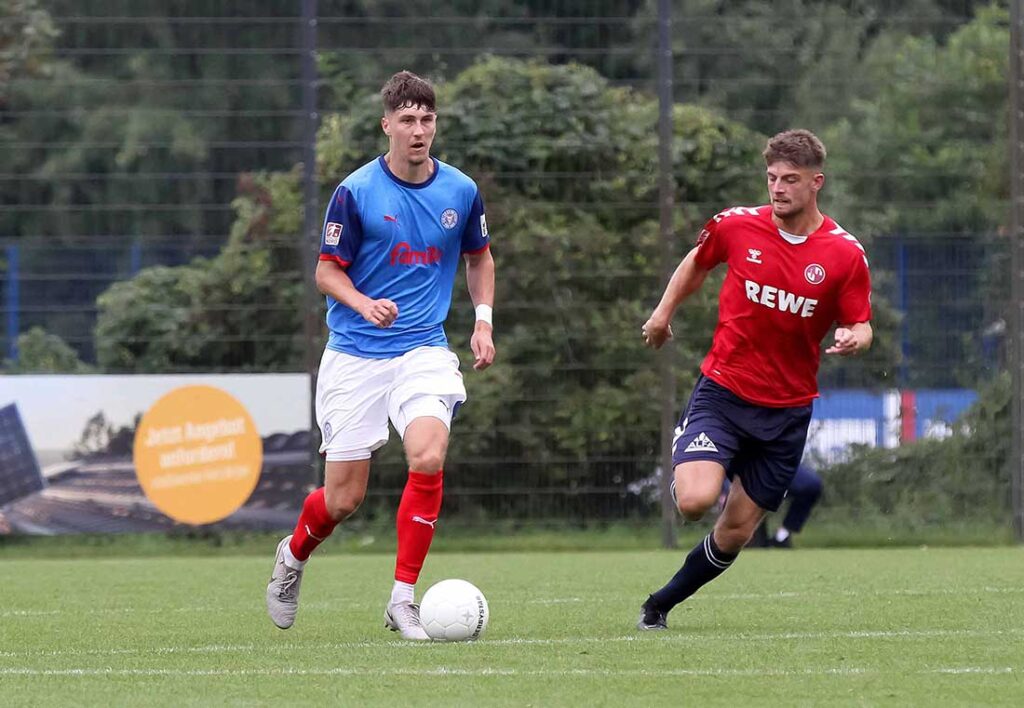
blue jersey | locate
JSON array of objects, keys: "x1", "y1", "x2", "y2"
[{"x1": 318, "y1": 156, "x2": 490, "y2": 358}]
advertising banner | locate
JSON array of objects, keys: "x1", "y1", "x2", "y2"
[{"x1": 0, "y1": 374, "x2": 312, "y2": 535}]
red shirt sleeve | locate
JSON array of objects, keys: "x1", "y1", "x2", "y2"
[
  {"x1": 837, "y1": 252, "x2": 872, "y2": 324},
  {"x1": 692, "y1": 216, "x2": 728, "y2": 269}
]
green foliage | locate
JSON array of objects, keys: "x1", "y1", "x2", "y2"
[
  {"x1": 823, "y1": 4, "x2": 1009, "y2": 385},
  {"x1": 3, "y1": 326, "x2": 91, "y2": 373},
  {"x1": 626, "y1": 0, "x2": 986, "y2": 135},
  {"x1": 826, "y1": 3, "x2": 1009, "y2": 235},
  {"x1": 95, "y1": 253, "x2": 302, "y2": 372},
  {"x1": 0, "y1": 0, "x2": 58, "y2": 99},
  {"x1": 95, "y1": 171, "x2": 306, "y2": 371},
  {"x1": 3, "y1": 0, "x2": 301, "y2": 241}
]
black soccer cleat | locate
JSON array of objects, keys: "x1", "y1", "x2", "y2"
[{"x1": 637, "y1": 596, "x2": 668, "y2": 631}]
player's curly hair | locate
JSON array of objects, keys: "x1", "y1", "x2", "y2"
[
  {"x1": 763, "y1": 129, "x2": 826, "y2": 169},
  {"x1": 381, "y1": 71, "x2": 436, "y2": 114}
]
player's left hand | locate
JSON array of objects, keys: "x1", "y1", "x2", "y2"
[
  {"x1": 471, "y1": 322, "x2": 495, "y2": 370},
  {"x1": 825, "y1": 327, "x2": 861, "y2": 356}
]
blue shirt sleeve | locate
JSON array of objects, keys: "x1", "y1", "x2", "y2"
[
  {"x1": 319, "y1": 185, "x2": 363, "y2": 267},
  {"x1": 461, "y1": 190, "x2": 490, "y2": 254}
]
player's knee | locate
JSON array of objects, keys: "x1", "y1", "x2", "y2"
[
  {"x1": 407, "y1": 447, "x2": 446, "y2": 473},
  {"x1": 714, "y1": 526, "x2": 749, "y2": 554},
  {"x1": 676, "y1": 494, "x2": 713, "y2": 521},
  {"x1": 714, "y1": 515, "x2": 759, "y2": 553},
  {"x1": 324, "y1": 487, "x2": 365, "y2": 521}
]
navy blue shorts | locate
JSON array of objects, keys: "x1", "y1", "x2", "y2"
[{"x1": 671, "y1": 375, "x2": 813, "y2": 512}]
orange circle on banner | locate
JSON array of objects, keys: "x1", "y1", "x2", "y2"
[{"x1": 133, "y1": 385, "x2": 262, "y2": 525}]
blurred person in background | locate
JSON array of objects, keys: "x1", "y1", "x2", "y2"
[
  {"x1": 740, "y1": 461, "x2": 824, "y2": 548},
  {"x1": 266, "y1": 70, "x2": 495, "y2": 640}
]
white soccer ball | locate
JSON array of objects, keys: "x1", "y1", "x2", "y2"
[{"x1": 419, "y1": 578, "x2": 489, "y2": 642}]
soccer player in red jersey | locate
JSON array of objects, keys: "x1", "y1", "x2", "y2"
[{"x1": 637, "y1": 130, "x2": 872, "y2": 630}]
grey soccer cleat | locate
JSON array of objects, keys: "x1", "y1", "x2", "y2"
[
  {"x1": 266, "y1": 535, "x2": 304, "y2": 629},
  {"x1": 637, "y1": 596, "x2": 668, "y2": 631},
  {"x1": 384, "y1": 600, "x2": 430, "y2": 641}
]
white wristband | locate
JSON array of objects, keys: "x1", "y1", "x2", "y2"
[{"x1": 475, "y1": 304, "x2": 493, "y2": 326}]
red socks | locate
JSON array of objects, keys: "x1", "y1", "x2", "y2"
[
  {"x1": 289, "y1": 472, "x2": 443, "y2": 576},
  {"x1": 394, "y1": 470, "x2": 444, "y2": 584},
  {"x1": 289, "y1": 487, "x2": 338, "y2": 561}
]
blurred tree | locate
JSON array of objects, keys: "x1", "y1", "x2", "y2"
[
  {"x1": 823, "y1": 4, "x2": 1008, "y2": 385},
  {"x1": 628, "y1": 0, "x2": 989, "y2": 136},
  {"x1": 70, "y1": 411, "x2": 138, "y2": 460},
  {"x1": 2, "y1": 326, "x2": 91, "y2": 373},
  {"x1": 0, "y1": 0, "x2": 58, "y2": 104},
  {"x1": 95, "y1": 168, "x2": 305, "y2": 372}
]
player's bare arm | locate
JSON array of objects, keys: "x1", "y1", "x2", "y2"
[
  {"x1": 464, "y1": 249, "x2": 496, "y2": 370},
  {"x1": 642, "y1": 247, "x2": 712, "y2": 349},
  {"x1": 825, "y1": 321, "x2": 872, "y2": 356},
  {"x1": 315, "y1": 259, "x2": 398, "y2": 328}
]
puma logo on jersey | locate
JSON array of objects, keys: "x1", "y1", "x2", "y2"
[
  {"x1": 745, "y1": 280, "x2": 818, "y2": 318},
  {"x1": 684, "y1": 433, "x2": 719, "y2": 453}
]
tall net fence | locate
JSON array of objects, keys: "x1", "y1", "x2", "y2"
[{"x1": 1, "y1": 0, "x2": 1015, "y2": 540}]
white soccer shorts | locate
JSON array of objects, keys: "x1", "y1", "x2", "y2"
[{"x1": 316, "y1": 345, "x2": 468, "y2": 462}]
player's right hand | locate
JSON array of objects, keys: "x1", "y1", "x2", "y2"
[
  {"x1": 361, "y1": 298, "x2": 398, "y2": 328},
  {"x1": 641, "y1": 313, "x2": 673, "y2": 349}
]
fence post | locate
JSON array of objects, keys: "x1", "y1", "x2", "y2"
[
  {"x1": 656, "y1": 0, "x2": 678, "y2": 549},
  {"x1": 130, "y1": 240, "x2": 142, "y2": 276},
  {"x1": 895, "y1": 235, "x2": 909, "y2": 387},
  {"x1": 300, "y1": 0, "x2": 322, "y2": 485},
  {"x1": 1009, "y1": 0, "x2": 1024, "y2": 542},
  {"x1": 5, "y1": 245, "x2": 19, "y2": 364}
]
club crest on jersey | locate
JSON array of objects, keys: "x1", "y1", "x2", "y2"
[
  {"x1": 325, "y1": 222, "x2": 343, "y2": 246},
  {"x1": 440, "y1": 208, "x2": 459, "y2": 230},
  {"x1": 804, "y1": 263, "x2": 826, "y2": 285}
]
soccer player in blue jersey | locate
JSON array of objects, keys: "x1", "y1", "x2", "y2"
[{"x1": 266, "y1": 71, "x2": 495, "y2": 640}]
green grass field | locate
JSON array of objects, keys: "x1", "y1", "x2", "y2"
[{"x1": 4, "y1": 546, "x2": 1023, "y2": 706}]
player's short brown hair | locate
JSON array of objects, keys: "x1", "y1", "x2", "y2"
[
  {"x1": 381, "y1": 71, "x2": 436, "y2": 114},
  {"x1": 763, "y1": 129, "x2": 826, "y2": 170}
]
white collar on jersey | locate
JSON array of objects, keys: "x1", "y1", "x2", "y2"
[{"x1": 777, "y1": 228, "x2": 808, "y2": 245}]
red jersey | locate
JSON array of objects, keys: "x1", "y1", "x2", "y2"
[{"x1": 692, "y1": 205, "x2": 872, "y2": 407}]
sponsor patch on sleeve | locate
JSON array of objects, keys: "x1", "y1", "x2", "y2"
[
  {"x1": 325, "y1": 222, "x2": 343, "y2": 246},
  {"x1": 480, "y1": 214, "x2": 489, "y2": 239}
]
